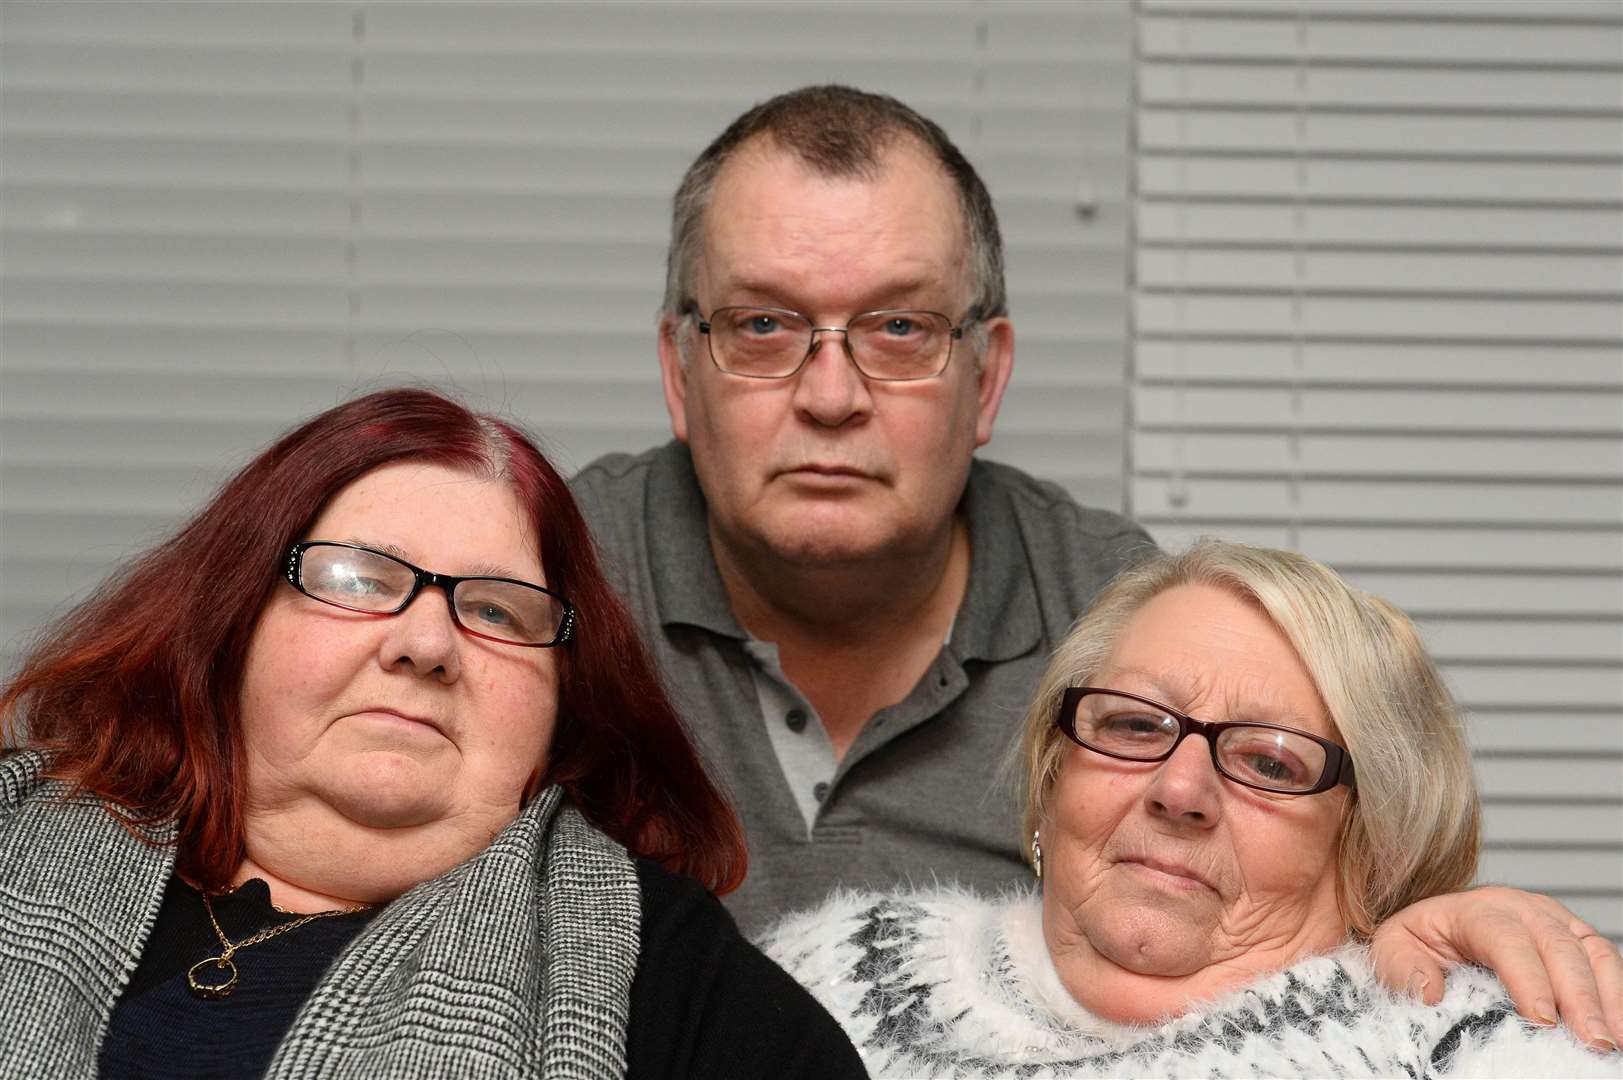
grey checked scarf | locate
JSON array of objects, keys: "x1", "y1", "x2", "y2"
[{"x1": 0, "y1": 750, "x2": 641, "y2": 1080}]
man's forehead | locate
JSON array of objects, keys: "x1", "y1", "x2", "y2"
[
  {"x1": 697, "y1": 139, "x2": 969, "y2": 304},
  {"x1": 708, "y1": 134, "x2": 956, "y2": 217}
]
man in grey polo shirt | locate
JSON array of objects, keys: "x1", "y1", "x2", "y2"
[
  {"x1": 570, "y1": 85, "x2": 1147, "y2": 931},
  {"x1": 568, "y1": 86, "x2": 1623, "y2": 1040},
  {"x1": 575, "y1": 429, "x2": 1147, "y2": 931}
]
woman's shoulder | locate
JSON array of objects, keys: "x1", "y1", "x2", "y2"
[
  {"x1": 760, "y1": 880, "x2": 1014, "y2": 957},
  {"x1": 1159, "y1": 950, "x2": 1617, "y2": 1080},
  {"x1": 758, "y1": 893, "x2": 1620, "y2": 1080},
  {"x1": 1390, "y1": 961, "x2": 1617, "y2": 1079},
  {"x1": 0, "y1": 749, "x2": 49, "y2": 809},
  {"x1": 758, "y1": 882, "x2": 1018, "y2": 1002},
  {"x1": 759, "y1": 884, "x2": 1059, "y2": 1074},
  {"x1": 0, "y1": 749, "x2": 174, "y2": 849},
  {"x1": 625, "y1": 859, "x2": 865, "y2": 1080},
  {"x1": 0, "y1": 749, "x2": 106, "y2": 828}
]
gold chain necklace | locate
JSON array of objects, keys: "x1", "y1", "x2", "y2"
[{"x1": 187, "y1": 889, "x2": 369, "y2": 1000}]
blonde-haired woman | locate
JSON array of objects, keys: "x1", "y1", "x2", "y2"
[{"x1": 764, "y1": 540, "x2": 1620, "y2": 1078}]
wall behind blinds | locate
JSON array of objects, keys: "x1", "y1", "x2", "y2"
[
  {"x1": 0, "y1": 0, "x2": 1133, "y2": 672},
  {"x1": 1133, "y1": 0, "x2": 1623, "y2": 939}
]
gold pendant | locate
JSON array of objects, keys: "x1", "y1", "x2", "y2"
[{"x1": 187, "y1": 955, "x2": 239, "y2": 1000}]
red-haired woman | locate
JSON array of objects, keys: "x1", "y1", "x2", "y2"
[{"x1": 0, "y1": 388, "x2": 863, "y2": 1079}]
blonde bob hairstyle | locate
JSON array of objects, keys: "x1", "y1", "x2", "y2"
[{"x1": 1016, "y1": 539, "x2": 1480, "y2": 937}]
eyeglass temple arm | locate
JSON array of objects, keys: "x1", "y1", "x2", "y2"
[{"x1": 1335, "y1": 751, "x2": 1357, "y2": 790}]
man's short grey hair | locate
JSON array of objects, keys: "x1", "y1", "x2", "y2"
[
  {"x1": 1015, "y1": 539, "x2": 1481, "y2": 938},
  {"x1": 661, "y1": 84, "x2": 1006, "y2": 330}
]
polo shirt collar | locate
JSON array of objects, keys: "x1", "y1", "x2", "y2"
[
  {"x1": 644, "y1": 442, "x2": 749, "y2": 639},
  {"x1": 643, "y1": 444, "x2": 1043, "y2": 661}
]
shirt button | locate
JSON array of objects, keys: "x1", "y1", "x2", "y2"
[
  {"x1": 813, "y1": 781, "x2": 829, "y2": 803},
  {"x1": 785, "y1": 708, "x2": 808, "y2": 733}
]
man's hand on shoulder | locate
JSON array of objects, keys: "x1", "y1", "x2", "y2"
[{"x1": 1371, "y1": 885, "x2": 1621, "y2": 1053}]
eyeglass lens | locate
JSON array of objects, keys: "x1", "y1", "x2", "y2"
[
  {"x1": 298, "y1": 544, "x2": 565, "y2": 646},
  {"x1": 707, "y1": 307, "x2": 953, "y2": 380},
  {"x1": 1070, "y1": 691, "x2": 1330, "y2": 793}
]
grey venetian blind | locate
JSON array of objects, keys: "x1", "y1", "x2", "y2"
[
  {"x1": 1132, "y1": 0, "x2": 1623, "y2": 939},
  {"x1": 0, "y1": 1, "x2": 1134, "y2": 671}
]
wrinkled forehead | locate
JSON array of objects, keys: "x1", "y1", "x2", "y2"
[
  {"x1": 695, "y1": 138, "x2": 972, "y2": 308},
  {"x1": 1089, "y1": 665, "x2": 1338, "y2": 742},
  {"x1": 1091, "y1": 585, "x2": 1338, "y2": 741}
]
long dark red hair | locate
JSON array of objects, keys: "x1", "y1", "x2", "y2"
[{"x1": 0, "y1": 388, "x2": 746, "y2": 894}]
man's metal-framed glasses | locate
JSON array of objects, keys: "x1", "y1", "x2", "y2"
[
  {"x1": 1055, "y1": 687, "x2": 1356, "y2": 796},
  {"x1": 691, "y1": 305, "x2": 971, "y2": 381},
  {"x1": 284, "y1": 541, "x2": 576, "y2": 648}
]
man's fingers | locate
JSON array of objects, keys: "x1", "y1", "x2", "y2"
[
  {"x1": 1413, "y1": 961, "x2": 1445, "y2": 1007},
  {"x1": 1467, "y1": 913, "x2": 1560, "y2": 1029},
  {"x1": 1576, "y1": 928, "x2": 1622, "y2": 1049},
  {"x1": 1369, "y1": 927, "x2": 1447, "y2": 1006},
  {"x1": 1532, "y1": 920, "x2": 1617, "y2": 1052},
  {"x1": 1370, "y1": 887, "x2": 1621, "y2": 1054}
]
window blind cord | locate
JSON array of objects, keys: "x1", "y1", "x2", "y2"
[
  {"x1": 344, "y1": 6, "x2": 367, "y2": 372},
  {"x1": 1168, "y1": 2, "x2": 1189, "y2": 512},
  {"x1": 1288, "y1": 6, "x2": 1310, "y2": 552}
]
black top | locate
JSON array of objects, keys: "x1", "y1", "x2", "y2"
[
  {"x1": 99, "y1": 861, "x2": 862, "y2": 1079},
  {"x1": 624, "y1": 859, "x2": 864, "y2": 1078}
]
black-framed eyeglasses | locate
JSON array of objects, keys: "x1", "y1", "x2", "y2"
[
  {"x1": 688, "y1": 304, "x2": 972, "y2": 381},
  {"x1": 284, "y1": 541, "x2": 576, "y2": 648},
  {"x1": 1056, "y1": 687, "x2": 1355, "y2": 796}
]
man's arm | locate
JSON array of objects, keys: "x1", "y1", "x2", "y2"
[{"x1": 1371, "y1": 886, "x2": 1622, "y2": 1053}]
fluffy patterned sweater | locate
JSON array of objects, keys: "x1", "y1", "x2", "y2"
[{"x1": 760, "y1": 888, "x2": 1619, "y2": 1079}]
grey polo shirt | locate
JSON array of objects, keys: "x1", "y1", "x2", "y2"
[{"x1": 571, "y1": 442, "x2": 1153, "y2": 935}]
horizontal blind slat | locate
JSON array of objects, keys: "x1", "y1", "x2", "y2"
[
  {"x1": 1476, "y1": 849, "x2": 1621, "y2": 892},
  {"x1": 1135, "y1": 294, "x2": 1623, "y2": 341},
  {"x1": 1140, "y1": 524, "x2": 1623, "y2": 572},
  {"x1": 1133, "y1": 386, "x2": 1623, "y2": 433},
  {"x1": 1142, "y1": 0, "x2": 1623, "y2": 20},
  {"x1": 1138, "y1": 249, "x2": 1623, "y2": 295},
  {"x1": 1138, "y1": 14, "x2": 1623, "y2": 65},
  {"x1": 1416, "y1": 618, "x2": 1623, "y2": 663},
  {"x1": 1132, "y1": 477, "x2": 1621, "y2": 526},
  {"x1": 1478, "y1": 758, "x2": 1623, "y2": 801},
  {"x1": 1471, "y1": 713, "x2": 1623, "y2": 753},
  {"x1": 1348, "y1": 574, "x2": 1623, "y2": 619},
  {"x1": 1139, "y1": 109, "x2": 1623, "y2": 157},
  {"x1": 2, "y1": 0, "x2": 354, "y2": 44},
  {"x1": 1139, "y1": 64, "x2": 1623, "y2": 111},
  {"x1": 1137, "y1": 202, "x2": 1623, "y2": 250},
  {"x1": 1138, "y1": 157, "x2": 1623, "y2": 202},
  {"x1": 3, "y1": 43, "x2": 353, "y2": 92},
  {"x1": 1135, "y1": 342, "x2": 1623, "y2": 387},
  {"x1": 1134, "y1": 432, "x2": 1623, "y2": 479}
]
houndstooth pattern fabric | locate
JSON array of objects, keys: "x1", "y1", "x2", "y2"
[
  {"x1": 0, "y1": 750, "x2": 641, "y2": 1080},
  {"x1": 760, "y1": 887, "x2": 1620, "y2": 1079}
]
